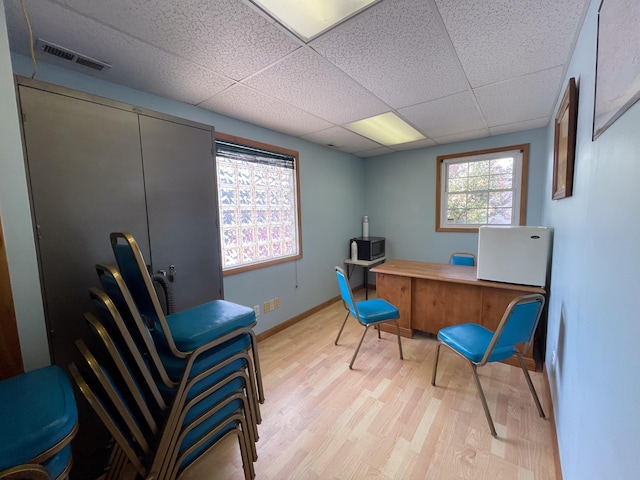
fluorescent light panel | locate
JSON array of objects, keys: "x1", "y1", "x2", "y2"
[
  {"x1": 250, "y1": 0, "x2": 379, "y2": 42},
  {"x1": 344, "y1": 112, "x2": 426, "y2": 146}
]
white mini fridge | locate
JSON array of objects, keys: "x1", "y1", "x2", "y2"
[{"x1": 476, "y1": 226, "x2": 550, "y2": 287}]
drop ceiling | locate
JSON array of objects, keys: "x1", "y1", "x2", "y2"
[{"x1": 4, "y1": 0, "x2": 590, "y2": 157}]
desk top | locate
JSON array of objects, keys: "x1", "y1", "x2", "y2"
[{"x1": 371, "y1": 259, "x2": 545, "y2": 293}]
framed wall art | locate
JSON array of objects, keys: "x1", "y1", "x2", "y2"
[
  {"x1": 593, "y1": 0, "x2": 640, "y2": 140},
  {"x1": 553, "y1": 77, "x2": 578, "y2": 200}
]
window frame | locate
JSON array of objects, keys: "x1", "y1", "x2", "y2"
[
  {"x1": 215, "y1": 132, "x2": 302, "y2": 276},
  {"x1": 435, "y1": 144, "x2": 529, "y2": 233}
]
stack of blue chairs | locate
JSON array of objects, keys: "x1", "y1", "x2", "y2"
[
  {"x1": 0, "y1": 366, "x2": 78, "y2": 480},
  {"x1": 70, "y1": 232, "x2": 263, "y2": 479}
]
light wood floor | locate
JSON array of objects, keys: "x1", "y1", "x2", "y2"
[{"x1": 180, "y1": 292, "x2": 557, "y2": 480}]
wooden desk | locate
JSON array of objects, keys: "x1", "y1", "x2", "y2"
[{"x1": 371, "y1": 259, "x2": 546, "y2": 370}]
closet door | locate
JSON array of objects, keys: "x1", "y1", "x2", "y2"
[
  {"x1": 19, "y1": 84, "x2": 151, "y2": 478},
  {"x1": 139, "y1": 115, "x2": 223, "y2": 310},
  {"x1": 18, "y1": 85, "x2": 150, "y2": 368}
]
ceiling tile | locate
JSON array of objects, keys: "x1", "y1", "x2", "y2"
[
  {"x1": 5, "y1": 0, "x2": 233, "y2": 105},
  {"x1": 199, "y1": 84, "x2": 333, "y2": 137},
  {"x1": 355, "y1": 146, "x2": 395, "y2": 158},
  {"x1": 390, "y1": 138, "x2": 438, "y2": 151},
  {"x1": 474, "y1": 67, "x2": 564, "y2": 127},
  {"x1": 311, "y1": 0, "x2": 467, "y2": 109},
  {"x1": 300, "y1": 126, "x2": 382, "y2": 153},
  {"x1": 4, "y1": 0, "x2": 588, "y2": 156},
  {"x1": 245, "y1": 48, "x2": 390, "y2": 124},
  {"x1": 49, "y1": 0, "x2": 302, "y2": 80},
  {"x1": 489, "y1": 117, "x2": 549, "y2": 136},
  {"x1": 432, "y1": 128, "x2": 491, "y2": 145},
  {"x1": 435, "y1": 0, "x2": 589, "y2": 87},
  {"x1": 398, "y1": 91, "x2": 486, "y2": 138}
]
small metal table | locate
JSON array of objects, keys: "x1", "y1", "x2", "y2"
[{"x1": 343, "y1": 257, "x2": 387, "y2": 300}]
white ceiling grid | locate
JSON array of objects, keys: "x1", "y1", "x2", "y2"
[{"x1": 4, "y1": 0, "x2": 590, "y2": 157}]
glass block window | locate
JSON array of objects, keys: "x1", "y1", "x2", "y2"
[
  {"x1": 436, "y1": 145, "x2": 529, "y2": 231},
  {"x1": 216, "y1": 134, "x2": 302, "y2": 273}
]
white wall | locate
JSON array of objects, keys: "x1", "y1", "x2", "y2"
[
  {"x1": 0, "y1": 0, "x2": 49, "y2": 369},
  {"x1": 542, "y1": 1, "x2": 640, "y2": 478}
]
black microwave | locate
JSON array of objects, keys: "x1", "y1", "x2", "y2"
[{"x1": 351, "y1": 236, "x2": 385, "y2": 261}]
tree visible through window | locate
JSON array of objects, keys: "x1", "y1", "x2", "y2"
[
  {"x1": 215, "y1": 133, "x2": 302, "y2": 273},
  {"x1": 436, "y1": 144, "x2": 529, "y2": 232}
]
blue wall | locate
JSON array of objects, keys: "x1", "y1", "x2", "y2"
[
  {"x1": 5, "y1": 52, "x2": 367, "y2": 348},
  {"x1": 363, "y1": 128, "x2": 548, "y2": 264},
  {"x1": 4, "y1": 0, "x2": 639, "y2": 477},
  {"x1": 541, "y1": 1, "x2": 640, "y2": 478}
]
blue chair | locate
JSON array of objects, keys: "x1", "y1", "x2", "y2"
[
  {"x1": 0, "y1": 366, "x2": 78, "y2": 480},
  {"x1": 449, "y1": 252, "x2": 476, "y2": 266},
  {"x1": 334, "y1": 266, "x2": 403, "y2": 369},
  {"x1": 92, "y1": 267, "x2": 261, "y2": 427},
  {"x1": 0, "y1": 464, "x2": 51, "y2": 480},
  {"x1": 69, "y1": 353, "x2": 255, "y2": 480},
  {"x1": 109, "y1": 232, "x2": 264, "y2": 404},
  {"x1": 75, "y1": 291, "x2": 259, "y2": 478},
  {"x1": 87, "y1": 284, "x2": 260, "y2": 437},
  {"x1": 431, "y1": 294, "x2": 546, "y2": 437},
  {"x1": 85, "y1": 284, "x2": 259, "y2": 476}
]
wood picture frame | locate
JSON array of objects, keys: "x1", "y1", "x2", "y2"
[
  {"x1": 552, "y1": 77, "x2": 577, "y2": 200},
  {"x1": 593, "y1": 0, "x2": 640, "y2": 140}
]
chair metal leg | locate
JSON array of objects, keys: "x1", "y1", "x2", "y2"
[
  {"x1": 349, "y1": 325, "x2": 371, "y2": 369},
  {"x1": 431, "y1": 342, "x2": 441, "y2": 386},
  {"x1": 247, "y1": 330, "x2": 265, "y2": 405},
  {"x1": 394, "y1": 320, "x2": 403, "y2": 360},
  {"x1": 470, "y1": 363, "x2": 497, "y2": 437},
  {"x1": 377, "y1": 324, "x2": 381, "y2": 339},
  {"x1": 335, "y1": 311, "x2": 350, "y2": 345},
  {"x1": 517, "y1": 354, "x2": 546, "y2": 418}
]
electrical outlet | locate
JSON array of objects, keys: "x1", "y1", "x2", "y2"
[
  {"x1": 269, "y1": 299, "x2": 275, "y2": 311},
  {"x1": 263, "y1": 301, "x2": 270, "y2": 313},
  {"x1": 274, "y1": 297, "x2": 280, "y2": 309},
  {"x1": 253, "y1": 305, "x2": 260, "y2": 317}
]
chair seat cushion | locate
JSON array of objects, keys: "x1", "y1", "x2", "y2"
[
  {"x1": 159, "y1": 334, "x2": 252, "y2": 381},
  {"x1": 437, "y1": 323, "x2": 515, "y2": 363},
  {"x1": 42, "y1": 443, "x2": 72, "y2": 479},
  {"x1": 0, "y1": 366, "x2": 78, "y2": 470},
  {"x1": 166, "y1": 300, "x2": 256, "y2": 351},
  {"x1": 355, "y1": 298, "x2": 399, "y2": 325}
]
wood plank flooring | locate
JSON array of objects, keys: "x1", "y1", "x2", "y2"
[{"x1": 180, "y1": 291, "x2": 557, "y2": 479}]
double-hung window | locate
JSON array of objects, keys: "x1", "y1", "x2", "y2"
[
  {"x1": 436, "y1": 144, "x2": 529, "y2": 232},
  {"x1": 215, "y1": 133, "x2": 302, "y2": 274}
]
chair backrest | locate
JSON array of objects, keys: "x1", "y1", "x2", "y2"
[
  {"x1": 449, "y1": 252, "x2": 476, "y2": 266},
  {"x1": 83, "y1": 312, "x2": 161, "y2": 434},
  {"x1": 109, "y1": 233, "x2": 182, "y2": 357},
  {"x1": 68, "y1": 363, "x2": 148, "y2": 477},
  {"x1": 482, "y1": 294, "x2": 545, "y2": 365},
  {"x1": 74, "y1": 339, "x2": 154, "y2": 455},
  {"x1": 334, "y1": 266, "x2": 361, "y2": 321},
  {"x1": 94, "y1": 265, "x2": 175, "y2": 391}
]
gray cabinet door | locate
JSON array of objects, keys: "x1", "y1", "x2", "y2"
[
  {"x1": 19, "y1": 85, "x2": 151, "y2": 478},
  {"x1": 139, "y1": 115, "x2": 223, "y2": 310},
  {"x1": 19, "y1": 85, "x2": 151, "y2": 368},
  {"x1": 18, "y1": 81, "x2": 224, "y2": 479}
]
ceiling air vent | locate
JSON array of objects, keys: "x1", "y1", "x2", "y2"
[{"x1": 36, "y1": 39, "x2": 111, "y2": 72}]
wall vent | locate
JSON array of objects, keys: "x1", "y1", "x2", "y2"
[{"x1": 36, "y1": 39, "x2": 111, "y2": 72}]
